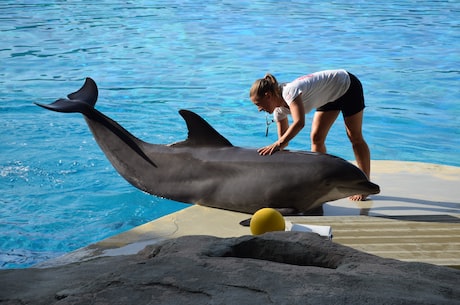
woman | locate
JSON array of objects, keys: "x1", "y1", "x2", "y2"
[{"x1": 249, "y1": 69, "x2": 371, "y2": 201}]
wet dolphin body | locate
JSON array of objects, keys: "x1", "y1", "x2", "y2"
[{"x1": 36, "y1": 78, "x2": 380, "y2": 215}]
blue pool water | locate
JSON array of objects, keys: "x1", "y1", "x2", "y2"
[{"x1": 1, "y1": 1, "x2": 459, "y2": 269}]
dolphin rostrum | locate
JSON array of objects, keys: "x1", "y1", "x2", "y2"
[{"x1": 36, "y1": 78, "x2": 380, "y2": 215}]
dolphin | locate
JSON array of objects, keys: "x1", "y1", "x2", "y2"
[{"x1": 35, "y1": 78, "x2": 380, "y2": 215}]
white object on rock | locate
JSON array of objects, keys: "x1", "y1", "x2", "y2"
[{"x1": 285, "y1": 221, "x2": 333, "y2": 240}]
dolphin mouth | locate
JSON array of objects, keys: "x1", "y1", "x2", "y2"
[{"x1": 338, "y1": 181, "x2": 380, "y2": 195}]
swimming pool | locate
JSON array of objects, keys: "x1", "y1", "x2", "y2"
[{"x1": 1, "y1": 1, "x2": 459, "y2": 268}]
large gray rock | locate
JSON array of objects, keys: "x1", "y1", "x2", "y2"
[{"x1": 1, "y1": 232, "x2": 459, "y2": 305}]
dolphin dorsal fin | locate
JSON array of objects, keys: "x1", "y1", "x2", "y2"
[{"x1": 174, "y1": 110, "x2": 233, "y2": 147}]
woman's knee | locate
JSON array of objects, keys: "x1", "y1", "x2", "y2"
[
  {"x1": 347, "y1": 132, "x2": 367, "y2": 147},
  {"x1": 310, "y1": 130, "x2": 326, "y2": 145}
]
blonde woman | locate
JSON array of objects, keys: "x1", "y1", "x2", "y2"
[{"x1": 249, "y1": 69, "x2": 371, "y2": 201}]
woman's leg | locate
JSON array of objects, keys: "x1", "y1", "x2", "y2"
[
  {"x1": 344, "y1": 110, "x2": 371, "y2": 201},
  {"x1": 310, "y1": 110, "x2": 340, "y2": 153}
]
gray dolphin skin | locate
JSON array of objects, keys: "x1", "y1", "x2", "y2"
[{"x1": 35, "y1": 78, "x2": 380, "y2": 215}]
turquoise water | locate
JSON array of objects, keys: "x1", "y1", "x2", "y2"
[{"x1": 1, "y1": 1, "x2": 459, "y2": 269}]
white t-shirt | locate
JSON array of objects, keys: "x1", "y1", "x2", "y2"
[{"x1": 273, "y1": 69, "x2": 351, "y2": 121}]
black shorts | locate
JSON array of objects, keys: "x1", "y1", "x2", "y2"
[{"x1": 316, "y1": 72, "x2": 365, "y2": 117}]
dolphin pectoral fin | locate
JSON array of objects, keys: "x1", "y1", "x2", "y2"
[
  {"x1": 239, "y1": 218, "x2": 251, "y2": 227},
  {"x1": 239, "y1": 206, "x2": 324, "y2": 227}
]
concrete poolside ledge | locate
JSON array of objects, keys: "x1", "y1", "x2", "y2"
[{"x1": 37, "y1": 160, "x2": 460, "y2": 268}]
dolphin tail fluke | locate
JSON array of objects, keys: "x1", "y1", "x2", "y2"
[
  {"x1": 34, "y1": 77, "x2": 98, "y2": 115},
  {"x1": 35, "y1": 78, "x2": 157, "y2": 168},
  {"x1": 67, "y1": 77, "x2": 98, "y2": 107},
  {"x1": 34, "y1": 98, "x2": 91, "y2": 115}
]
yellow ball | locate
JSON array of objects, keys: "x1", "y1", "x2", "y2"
[{"x1": 250, "y1": 208, "x2": 285, "y2": 235}]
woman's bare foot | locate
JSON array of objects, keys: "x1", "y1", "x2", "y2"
[{"x1": 349, "y1": 194, "x2": 368, "y2": 201}]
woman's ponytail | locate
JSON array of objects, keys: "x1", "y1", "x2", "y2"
[{"x1": 249, "y1": 73, "x2": 281, "y2": 98}]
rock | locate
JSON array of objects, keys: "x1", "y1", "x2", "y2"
[{"x1": 0, "y1": 232, "x2": 459, "y2": 305}]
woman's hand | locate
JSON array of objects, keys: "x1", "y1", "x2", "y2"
[{"x1": 258, "y1": 140, "x2": 287, "y2": 155}]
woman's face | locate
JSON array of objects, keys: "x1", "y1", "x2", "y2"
[{"x1": 251, "y1": 92, "x2": 276, "y2": 113}]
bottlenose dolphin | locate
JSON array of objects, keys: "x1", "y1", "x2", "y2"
[{"x1": 36, "y1": 78, "x2": 380, "y2": 215}]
